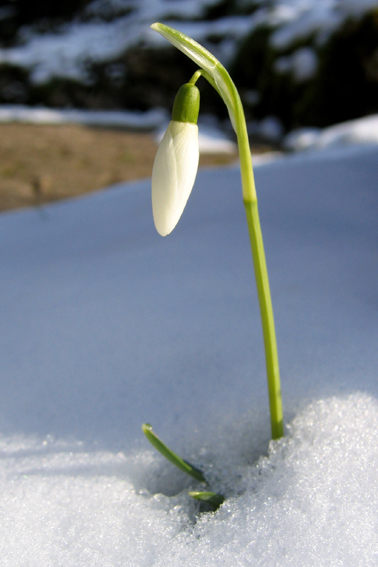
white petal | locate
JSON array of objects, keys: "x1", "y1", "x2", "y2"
[{"x1": 152, "y1": 121, "x2": 199, "y2": 236}]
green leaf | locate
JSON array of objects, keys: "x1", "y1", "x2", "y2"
[
  {"x1": 142, "y1": 423, "x2": 206, "y2": 483},
  {"x1": 188, "y1": 491, "x2": 225, "y2": 509}
]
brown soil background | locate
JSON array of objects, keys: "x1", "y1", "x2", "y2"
[{"x1": 0, "y1": 123, "x2": 240, "y2": 213}]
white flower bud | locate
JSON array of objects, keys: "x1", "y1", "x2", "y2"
[{"x1": 152, "y1": 120, "x2": 199, "y2": 236}]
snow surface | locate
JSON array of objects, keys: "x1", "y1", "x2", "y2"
[
  {"x1": 1, "y1": 144, "x2": 378, "y2": 564},
  {"x1": 0, "y1": 104, "x2": 168, "y2": 130},
  {"x1": 284, "y1": 113, "x2": 378, "y2": 151},
  {"x1": 1, "y1": 0, "x2": 378, "y2": 85}
]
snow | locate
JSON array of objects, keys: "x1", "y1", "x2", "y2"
[
  {"x1": 284, "y1": 114, "x2": 378, "y2": 151},
  {"x1": 1, "y1": 143, "x2": 378, "y2": 564},
  {"x1": 257, "y1": 116, "x2": 284, "y2": 141},
  {"x1": 274, "y1": 47, "x2": 318, "y2": 82},
  {"x1": 2, "y1": 0, "x2": 378, "y2": 86},
  {"x1": 0, "y1": 6, "x2": 256, "y2": 84},
  {"x1": 0, "y1": 16, "x2": 147, "y2": 84},
  {"x1": 270, "y1": 3, "x2": 343, "y2": 49},
  {"x1": 0, "y1": 103, "x2": 236, "y2": 154},
  {"x1": 0, "y1": 104, "x2": 168, "y2": 129},
  {"x1": 0, "y1": 103, "x2": 234, "y2": 154},
  {"x1": 270, "y1": 0, "x2": 378, "y2": 49},
  {"x1": 248, "y1": 115, "x2": 285, "y2": 142},
  {"x1": 1, "y1": 394, "x2": 378, "y2": 566}
]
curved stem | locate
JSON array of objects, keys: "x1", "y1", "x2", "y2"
[
  {"x1": 243, "y1": 201, "x2": 283, "y2": 439},
  {"x1": 234, "y1": 88, "x2": 283, "y2": 439},
  {"x1": 188, "y1": 70, "x2": 203, "y2": 85},
  {"x1": 203, "y1": 69, "x2": 284, "y2": 439}
]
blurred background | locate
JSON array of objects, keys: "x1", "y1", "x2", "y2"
[{"x1": 0, "y1": 0, "x2": 378, "y2": 210}]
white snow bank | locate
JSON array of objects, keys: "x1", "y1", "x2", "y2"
[
  {"x1": 0, "y1": 104, "x2": 168, "y2": 130},
  {"x1": 1, "y1": 145, "x2": 378, "y2": 564},
  {"x1": 285, "y1": 114, "x2": 378, "y2": 151},
  {"x1": 154, "y1": 394, "x2": 378, "y2": 567},
  {"x1": 0, "y1": 393, "x2": 377, "y2": 566}
]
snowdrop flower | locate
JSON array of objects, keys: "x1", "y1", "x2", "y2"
[
  {"x1": 152, "y1": 83, "x2": 200, "y2": 236},
  {"x1": 149, "y1": 23, "x2": 283, "y2": 441}
]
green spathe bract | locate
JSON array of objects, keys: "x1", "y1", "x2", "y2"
[{"x1": 150, "y1": 22, "x2": 283, "y2": 440}]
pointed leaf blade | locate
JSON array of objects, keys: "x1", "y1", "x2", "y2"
[{"x1": 142, "y1": 423, "x2": 206, "y2": 483}]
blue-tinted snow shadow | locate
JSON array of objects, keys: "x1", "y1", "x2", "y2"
[{"x1": 0, "y1": 146, "x2": 377, "y2": 452}]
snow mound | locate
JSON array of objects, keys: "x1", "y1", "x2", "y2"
[
  {"x1": 285, "y1": 114, "x2": 378, "y2": 151},
  {"x1": 0, "y1": 394, "x2": 377, "y2": 566},
  {"x1": 155, "y1": 393, "x2": 378, "y2": 567}
]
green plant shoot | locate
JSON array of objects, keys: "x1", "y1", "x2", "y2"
[{"x1": 150, "y1": 22, "x2": 283, "y2": 439}]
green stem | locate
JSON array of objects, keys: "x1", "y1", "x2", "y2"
[
  {"x1": 218, "y1": 72, "x2": 284, "y2": 439},
  {"x1": 243, "y1": 200, "x2": 283, "y2": 439},
  {"x1": 188, "y1": 67, "x2": 283, "y2": 438},
  {"x1": 189, "y1": 70, "x2": 203, "y2": 84}
]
